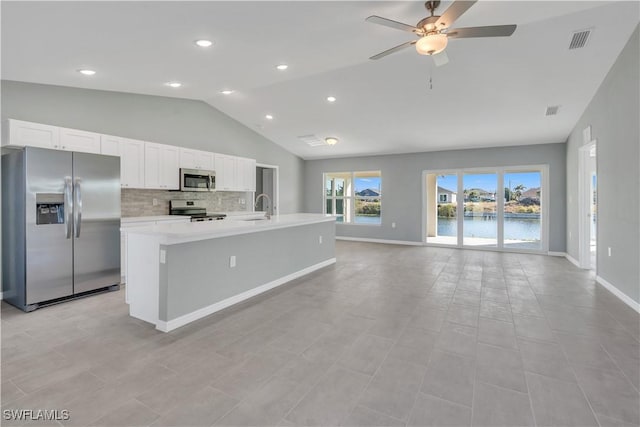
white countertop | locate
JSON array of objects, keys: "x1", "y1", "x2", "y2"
[
  {"x1": 126, "y1": 213, "x2": 335, "y2": 245},
  {"x1": 122, "y1": 215, "x2": 191, "y2": 224}
]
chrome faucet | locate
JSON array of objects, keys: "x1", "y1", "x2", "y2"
[{"x1": 254, "y1": 193, "x2": 273, "y2": 219}]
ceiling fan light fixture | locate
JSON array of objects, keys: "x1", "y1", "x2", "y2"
[{"x1": 415, "y1": 33, "x2": 448, "y2": 55}]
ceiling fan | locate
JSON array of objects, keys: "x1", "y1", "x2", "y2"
[{"x1": 366, "y1": 0, "x2": 517, "y2": 66}]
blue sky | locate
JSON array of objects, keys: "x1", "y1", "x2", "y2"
[
  {"x1": 355, "y1": 177, "x2": 381, "y2": 192},
  {"x1": 437, "y1": 172, "x2": 541, "y2": 193}
]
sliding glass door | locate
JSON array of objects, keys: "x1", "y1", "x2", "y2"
[
  {"x1": 463, "y1": 173, "x2": 498, "y2": 247},
  {"x1": 503, "y1": 170, "x2": 542, "y2": 250},
  {"x1": 424, "y1": 166, "x2": 548, "y2": 253},
  {"x1": 426, "y1": 173, "x2": 458, "y2": 245}
]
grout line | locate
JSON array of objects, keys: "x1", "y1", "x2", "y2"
[{"x1": 538, "y1": 305, "x2": 603, "y2": 427}]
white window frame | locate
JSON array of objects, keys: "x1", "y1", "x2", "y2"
[{"x1": 323, "y1": 171, "x2": 382, "y2": 225}]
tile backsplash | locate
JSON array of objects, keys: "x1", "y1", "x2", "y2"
[{"x1": 121, "y1": 189, "x2": 252, "y2": 217}]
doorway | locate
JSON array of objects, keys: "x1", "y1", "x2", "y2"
[
  {"x1": 255, "y1": 164, "x2": 279, "y2": 215},
  {"x1": 579, "y1": 141, "x2": 597, "y2": 270}
]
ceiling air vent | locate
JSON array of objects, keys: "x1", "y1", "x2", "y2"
[
  {"x1": 545, "y1": 105, "x2": 560, "y2": 116},
  {"x1": 297, "y1": 134, "x2": 327, "y2": 147},
  {"x1": 569, "y1": 29, "x2": 592, "y2": 49}
]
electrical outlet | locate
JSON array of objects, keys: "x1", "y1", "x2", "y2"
[
  {"x1": 230, "y1": 255, "x2": 236, "y2": 268},
  {"x1": 392, "y1": 222, "x2": 396, "y2": 228},
  {"x1": 152, "y1": 198, "x2": 158, "y2": 206},
  {"x1": 608, "y1": 247, "x2": 612, "y2": 257},
  {"x1": 319, "y1": 235, "x2": 323, "y2": 244},
  {"x1": 159, "y1": 250, "x2": 166, "y2": 264}
]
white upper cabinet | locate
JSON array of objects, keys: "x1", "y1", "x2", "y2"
[
  {"x1": 100, "y1": 135, "x2": 145, "y2": 188},
  {"x1": 59, "y1": 127, "x2": 101, "y2": 154},
  {"x1": 5, "y1": 119, "x2": 258, "y2": 193},
  {"x1": 214, "y1": 154, "x2": 237, "y2": 191},
  {"x1": 214, "y1": 155, "x2": 256, "y2": 192},
  {"x1": 235, "y1": 157, "x2": 257, "y2": 192},
  {"x1": 179, "y1": 148, "x2": 215, "y2": 171},
  {"x1": 144, "y1": 142, "x2": 179, "y2": 190},
  {"x1": 5, "y1": 119, "x2": 60, "y2": 149}
]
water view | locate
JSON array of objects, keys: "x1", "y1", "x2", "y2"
[{"x1": 438, "y1": 217, "x2": 541, "y2": 241}]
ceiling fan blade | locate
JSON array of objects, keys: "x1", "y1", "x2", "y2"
[
  {"x1": 432, "y1": 50, "x2": 449, "y2": 67},
  {"x1": 365, "y1": 15, "x2": 418, "y2": 33},
  {"x1": 369, "y1": 40, "x2": 416, "y2": 60},
  {"x1": 446, "y1": 25, "x2": 517, "y2": 39},
  {"x1": 435, "y1": 0, "x2": 477, "y2": 28}
]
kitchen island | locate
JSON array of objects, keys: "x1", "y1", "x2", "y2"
[{"x1": 126, "y1": 214, "x2": 336, "y2": 332}]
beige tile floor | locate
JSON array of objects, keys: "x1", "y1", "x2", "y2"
[{"x1": 2, "y1": 241, "x2": 639, "y2": 426}]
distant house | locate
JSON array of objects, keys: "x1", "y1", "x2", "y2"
[
  {"x1": 438, "y1": 186, "x2": 457, "y2": 204},
  {"x1": 465, "y1": 188, "x2": 494, "y2": 202},
  {"x1": 522, "y1": 187, "x2": 541, "y2": 201},
  {"x1": 356, "y1": 188, "x2": 380, "y2": 197}
]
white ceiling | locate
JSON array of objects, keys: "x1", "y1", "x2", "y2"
[{"x1": 2, "y1": 1, "x2": 638, "y2": 159}]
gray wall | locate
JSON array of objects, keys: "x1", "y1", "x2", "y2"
[
  {"x1": 566, "y1": 26, "x2": 639, "y2": 303},
  {"x1": 0, "y1": 80, "x2": 305, "y2": 214},
  {"x1": 304, "y1": 143, "x2": 567, "y2": 252},
  {"x1": 160, "y1": 221, "x2": 335, "y2": 321}
]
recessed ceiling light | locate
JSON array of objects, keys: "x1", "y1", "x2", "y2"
[
  {"x1": 195, "y1": 39, "x2": 213, "y2": 47},
  {"x1": 220, "y1": 90, "x2": 234, "y2": 95},
  {"x1": 325, "y1": 137, "x2": 338, "y2": 145},
  {"x1": 327, "y1": 96, "x2": 337, "y2": 103},
  {"x1": 275, "y1": 64, "x2": 288, "y2": 71},
  {"x1": 78, "y1": 69, "x2": 96, "y2": 76},
  {"x1": 265, "y1": 114, "x2": 274, "y2": 120},
  {"x1": 165, "y1": 82, "x2": 182, "y2": 88}
]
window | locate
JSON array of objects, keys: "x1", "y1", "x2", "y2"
[
  {"x1": 439, "y1": 194, "x2": 447, "y2": 203},
  {"x1": 324, "y1": 171, "x2": 381, "y2": 224}
]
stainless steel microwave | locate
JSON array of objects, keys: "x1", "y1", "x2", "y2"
[{"x1": 180, "y1": 168, "x2": 215, "y2": 192}]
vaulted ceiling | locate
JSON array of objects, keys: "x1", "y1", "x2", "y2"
[{"x1": 2, "y1": 1, "x2": 638, "y2": 159}]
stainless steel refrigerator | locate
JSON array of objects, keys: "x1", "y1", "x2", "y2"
[{"x1": 2, "y1": 147, "x2": 121, "y2": 311}]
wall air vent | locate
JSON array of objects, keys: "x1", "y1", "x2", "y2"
[
  {"x1": 545, "y1": 105, "x2": 560, "y2": 116},
  {"x1": 569, "y1": 29, "x2": 592, "y2": 49},
  {"x1": 298, "y1": 134, "x2": 327, "y2": 147}
]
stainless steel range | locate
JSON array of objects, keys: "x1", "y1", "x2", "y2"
[{"x1": 170, "y1": 200, "x2": 226, "y2": 222}]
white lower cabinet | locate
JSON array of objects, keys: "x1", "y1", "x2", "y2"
[{"x1": 121, "y1": 217, "x2": 190, "y2": 301}]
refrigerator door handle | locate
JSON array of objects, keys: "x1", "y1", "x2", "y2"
[
  {"x1": 64, "y1": 176, "x2": 73, "y2": 239},
  {"x1": 73, "y1": 178, "x2": 82, "y2": 238}
]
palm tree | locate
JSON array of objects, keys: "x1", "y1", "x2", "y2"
[{"x1": 513, "y1": 184, "x2": 527, "y2": 202}]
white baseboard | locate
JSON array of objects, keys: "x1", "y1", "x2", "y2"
[
  {"x1": 565, "y1": 253, "x2": 581, "y2": 268},
  {"x1": 596, "y1": 275, "x2": 640, "y2": 313},
  {"x1": 548, "y1": 251, "x2": 585, "y2": 269},
  {"x1": 547, "y1": 251, "x2": 566, "y2": 257},
  {"x1": 336, "y1": 236, "x2": 424, "y2": 246},
  {"x1": 156, "y1": 257, "x2": 337, "y2": 332}
]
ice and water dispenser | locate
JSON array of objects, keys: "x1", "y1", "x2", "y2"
[{"x1": 35, "y1": 193, "x2": 64, "y2": 225}]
